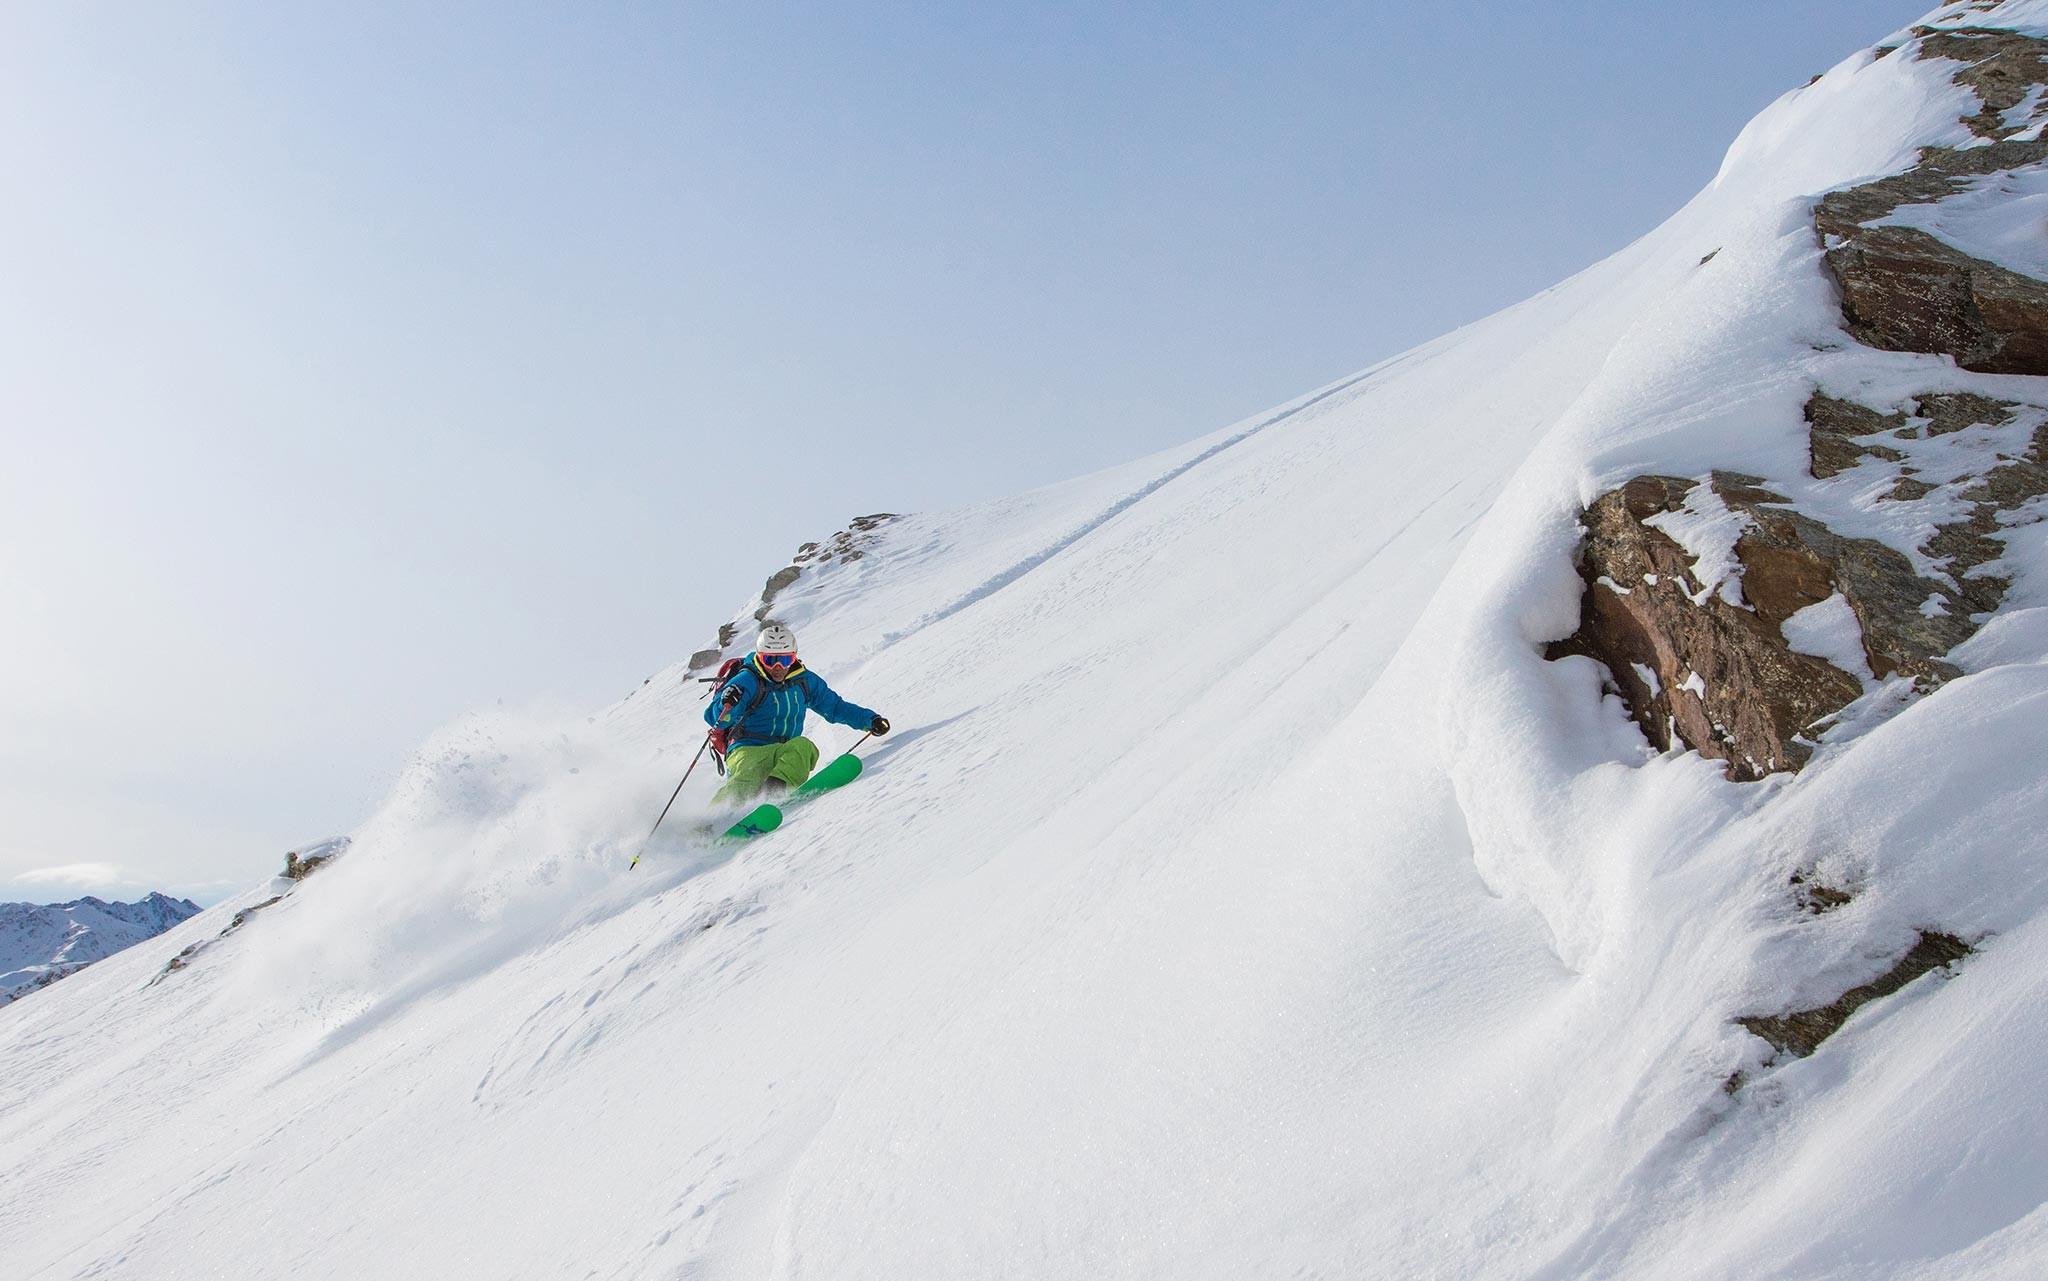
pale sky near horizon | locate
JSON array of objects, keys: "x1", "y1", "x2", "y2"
[{"x1": 2, "y1": 1, "x2": 1934, "y2": 904}]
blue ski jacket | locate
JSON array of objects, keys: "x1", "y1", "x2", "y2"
[{"x1": 705, "y1": 654, "x2": 879, "y2": 748}]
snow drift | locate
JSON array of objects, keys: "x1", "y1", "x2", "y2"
[{"x1": 7, "y1": 4, "x2": 2048, "y2": 1278}]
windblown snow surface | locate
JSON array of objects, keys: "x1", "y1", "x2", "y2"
[{"x1": 8, "y1": 6, "x2": 2048, "y2": 1278}]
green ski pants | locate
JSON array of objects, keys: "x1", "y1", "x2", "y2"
[{"x1": 714, "y1": 736, "x2": 820, "y2": 805}]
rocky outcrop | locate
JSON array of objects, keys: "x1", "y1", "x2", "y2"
[
  {"x1": 1817, "y1": 27, "x2": 2048, "y2": 373},
  {"x1": 1736, "y1": 927, "x2": 1972, "y2": 1068},
  {"x1": 153, "y1": 841, "x2": 349, "y2": 984},
  {"x1": 1805, "y1": 393, "x2": 1907, "y2": 480},
  {"x1": 1553, "y1": 22, "x2": 2048, "y2": 784},
  {"x1": 285, "y1": 836, "x2": 348, "y2": 881},
  {"x1": 1820, "y1": 195, "x2": 2048, "y2": 375},
  {"x1": 756, "y1": 513, "x2": 899, "y2": 622},
  {"x1": 1548, "y1": 477, "x2": 1857, "y2": 779},
  {"x1": 1537, "y1": 19, "x2": 2048, "y2": 1091},
  {"x1": 1546, "y1": 470, "x2": 1983, "y2": 779},
  {"x1": 682, "y1": 513, "x2": 902, "y2": 674}
]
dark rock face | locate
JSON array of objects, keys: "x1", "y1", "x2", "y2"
[
  {"x1": 153, "y1": 841, "x2": 348, "y2": 984},
  {"x1": 1549, "y1": 477, "x2": 1859, "y2": 779},
  {"x1": 1552, "y1": 393, "x2": 2048, "y2": 779},
  {"x1": 1927, "y1": 418, "x2": 2048, "y2": 614},
  {"x1": 1553, "y1": 24, "x2": 2048, "y2": 784},
  {"x1": 1728, "y1": 481, "x2": 1971, "y2": 685},
  {"x1": 1804, "y1": 387, "x2": 2048, "y2": 617},
  {"x1": 1533, "y1": 17, "x2": 2046, "y2": 1098},
  {"x1": 285, "y1": 839, "x2": 348, "y2": 880},
  {"x1": 1547, "y1": 472, "x2": 1977, "y2": 780},
  {"x1": 1816, "y1": 29, "x2": 2048, "y2": 373},
  {"x1": 1920, "y1": 24, "x2": 2048, "y2": 138},
  {"x1": 1805, "y1": 393, "x2": 1907, "y2": 480},
  {"x1": 1821, "y1": 218, "x2": 2048, "y2": 374},
  {"x1": 1737, "y1": 929, "x2": 1972, "y2": 1062}
]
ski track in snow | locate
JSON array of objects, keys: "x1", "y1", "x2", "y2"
[{"x1": 876, "y1": 348, "x2": 1426, "y2": 650}]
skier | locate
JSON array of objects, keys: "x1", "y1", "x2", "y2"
[{"x1": 705, "y1": 623, "x2": 889, "y2": 805}]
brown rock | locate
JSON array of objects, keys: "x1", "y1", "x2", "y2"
[
  {"x1": 1810, "y1": 30, "x2": 2048, "y2": 372},
  {"x1": 761, "y1": 565, "x2": 802, "y2": 603},
  {"x1": 1801, "y1": 388, "x2": 2046, "y2": 616},
  {"x1": 1822, "y1": 223, "x2": 2048, "y2": 375},
  {"x1": 1788, "y1": 871, "x2": 1854, "y2": 916},
  {"x1": 284, "y1": 842, "x2": 346, "y2": 881},
  {"x1": 690, "y1": 514, "x2": 902, "y2": 661},
  {"x1": 1922, "y1": 401, "x2": 2048, "y2": 613},
  {"x1": 687, "y1": 647, "x2": 723, "y2": 672},
  {"x1": 1916, "y1": 390, "x2": 2018, "y2": 435},
  {"x1": 1547, "y1": 476, "x2": 1863, "y2": 779},
  {"x1": 1918, "y1": 26, "x2": 2048, "y2": 138},
  {"x1": 1737, "y1": 929, "x2": 1972, "y2": 1062},
  {"x1": 1722, "y1": 476, "x2": 1974, "y2": 683},
  {"x1": 1805, "y1": 392, "x2": 1908, "y2": 479},
  {"x1": 1549, "y1": 473, "x2": 1976, "y2": 780}
]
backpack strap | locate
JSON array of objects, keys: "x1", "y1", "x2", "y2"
[{"x1": 710, "y1": 661, "x2": 795, "y2": 773}]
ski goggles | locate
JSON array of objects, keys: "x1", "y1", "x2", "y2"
[{"x1": 758, "y1": 651, "x2": 799, "y2": 671}]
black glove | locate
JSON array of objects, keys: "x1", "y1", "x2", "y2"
[{"x1": 870, "y1": 716, "x2": 890, "y2": 736}]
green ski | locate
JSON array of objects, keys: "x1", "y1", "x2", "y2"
[
  {"x1": 793, "y1": 751, "x2": 863, "y2": 796},
  {"x1": 721, "y1": 804, "x2": 782, "y2": 838},
  {"x1": 718, "y1": 752, "x2": 865, "y2": 840}
]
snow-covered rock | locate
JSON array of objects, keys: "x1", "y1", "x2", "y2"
[{"x1": 1555, "y1": 16, "x2": 2048, "y2": 785}]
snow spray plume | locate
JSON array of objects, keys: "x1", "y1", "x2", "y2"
[{"x1": 230, "y1": 704, "x2": 683, "y2": 1012}]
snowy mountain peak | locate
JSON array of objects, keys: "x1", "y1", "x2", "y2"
[{"x1": 0, "y1": 892, "x2": 203, "y2": 1006}]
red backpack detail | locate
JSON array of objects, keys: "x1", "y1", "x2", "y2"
[{"x1": 704, "y1": 656, "x2": 761, "y2": 775}]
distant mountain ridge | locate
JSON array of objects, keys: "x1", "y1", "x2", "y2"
[{"x1": 0, "y1": 892, "x2": 202, "y2": 1006}]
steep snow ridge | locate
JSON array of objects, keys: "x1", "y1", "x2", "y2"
[
  {"x1": 654, "y1": 346, "x2": 1439, "y2": 686},
  {"x1": 868, "y1": 351, "x2": 1423, "y2": 651},
  {"x1": 6, "y1": 6, "x2": 2048, "y2": 1279}
]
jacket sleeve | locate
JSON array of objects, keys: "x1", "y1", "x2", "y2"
[
  {"x1": 706, "y1": 671, "x2": 759, "y2": 729},
  {"x1": 802, "y1": 672, "x2": 877, "y2": 730}
]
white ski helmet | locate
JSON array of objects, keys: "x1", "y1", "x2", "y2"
[{"x1": 757, "y1": 623, "x2": 798, "y2": 654}]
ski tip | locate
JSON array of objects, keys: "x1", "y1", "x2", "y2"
[{"x1": 722, "y1": 804, "x2": 783, "y2": 839}]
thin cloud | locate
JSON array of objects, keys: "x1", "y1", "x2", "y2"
[{"x1": 7, "y1": 863, "x2": 147, "y2": 896}]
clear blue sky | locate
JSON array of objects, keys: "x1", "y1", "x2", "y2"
[{"x1": 0, "y1": 1, "x2": 1933, "y2": 902}]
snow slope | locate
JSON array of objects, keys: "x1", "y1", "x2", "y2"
[{"x1": 7, "y1": 5, "x2": 2048, "y2": 1278}]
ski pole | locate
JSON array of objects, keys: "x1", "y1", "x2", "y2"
[{"x1": 631, "y1": 734, "x2": 710, "y2": 870}]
